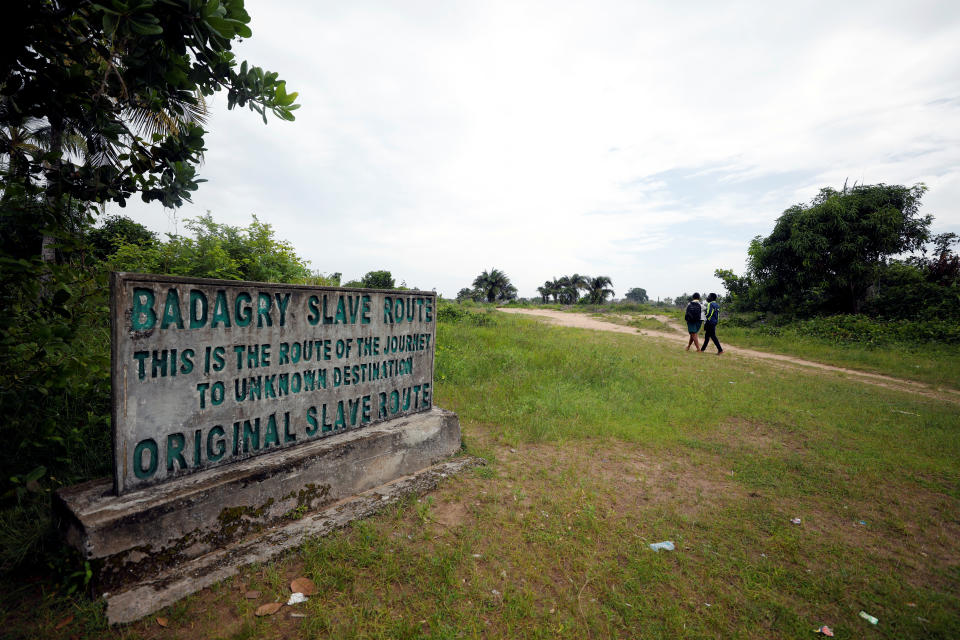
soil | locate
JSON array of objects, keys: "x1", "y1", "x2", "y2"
[{"x1": 497, "y1": 307, "x2": 960, "y2": 404}]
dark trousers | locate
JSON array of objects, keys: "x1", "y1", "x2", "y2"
[{"x1": 701, "y1": 322, "x2": 722, "y2": 352}]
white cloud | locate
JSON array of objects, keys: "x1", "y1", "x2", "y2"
[{"x1": 117, "y1": 0, "x2": 960, "y2": 298}]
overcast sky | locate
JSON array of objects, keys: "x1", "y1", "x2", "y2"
[{"x1": 117, "y1": 0, "x2": 960, "y2": 299}]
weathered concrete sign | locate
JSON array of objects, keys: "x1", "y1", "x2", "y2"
[{"x1": 112, "y1": 273, "x2": 436, "y2": 494}]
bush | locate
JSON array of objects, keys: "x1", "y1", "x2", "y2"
[
  {"x1": 436, "y1": 302, "x2": 495, "y2": 326},
  {"x1": 723, "y1": 312, "x2": 960, "y2": 347},
  {"x1": 0, "y1": 264, "x2": 111, "y2": 572}
]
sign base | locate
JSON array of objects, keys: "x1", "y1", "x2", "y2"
[{"x1": 54, "y1": 408, "x2": 476, "y2": 624}]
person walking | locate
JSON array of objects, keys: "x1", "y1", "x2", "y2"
[
  {"x1": 701, "y1": 292, "x2": 723, "y2": 354},
  {"x1": 684, "y1": 293, "x2": 703, "y2": 351}
]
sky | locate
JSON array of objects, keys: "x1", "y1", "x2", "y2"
[{"x1": 117, "y1": 0, "x2": 960, "y2": 300}]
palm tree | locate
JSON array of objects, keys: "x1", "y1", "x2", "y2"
[
  {"x1": 546, "y1": 278, "x2": 562, "y2": 303},
  {"x1": 587, "y1": 276, "x2": 615, "y2": 304},
  {"x1": 1, "y1": 86, "x2": 208, "y2": 264},
  {"x1": 569, "y1": 273, "x2": 589, "y2": 303},
  {"x1": 555, "y1": 276, "x2": 573, "y2": 304},
  {"x1": 536, "y1": 285, "x2": 549, "y2": 303},
  {"x1": 472, "y1": 268, "x2": 515, "y2": 303}
]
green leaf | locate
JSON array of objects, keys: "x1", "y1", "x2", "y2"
[
  {"x1": 25, "y1": 466, "x2": 47, "y2": 483},
  {"x1": 130, "y1": 20, "x2": 164, "y2": 35}
]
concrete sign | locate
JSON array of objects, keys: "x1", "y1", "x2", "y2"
[{"x1": 111, "y1": 273, "x2": 436, "y2": 494}]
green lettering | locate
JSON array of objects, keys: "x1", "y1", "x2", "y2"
[
  {"x1": 361, "y1": 295, "x2": 372, "y2": 324},
  {"x1": 133, "y1": 438, "x2": 158, "y2": 479},
  {"x1": 189, "y1": 290, "x2": 208, "y2": 328},
  {"x1": 257, "y1": 293, "x2": 273, "y2": 327},
  {"x1": 275, "y1": 293, "x2": 291, "y2": 327},
  {"x1": 161, "y1": 289, "x2": 185, "y2": 329},
  {"x1": 242, "y1": 419, "x2": 261, "y2": 453},
  {"x1": 134, "y1": 351, "x2": 149, "y2": 380},
  {"x1": 166, "y1": 432, "x2": 187, "y2": 472},
  {"x1": 211, "y1": 290, "x2": 231, "y2": 328},
  {"x1": 264, "y1": 414, "x2": 280, "y2": 448},
  {"x1": 235, "y1": 292, "x2": 253, "y2": 327},
  {"x1": 207, "y1": 425, "x2": 226, "y2": 461},
  {"x1": 131, "y1": 287, "x2": 156, "y2": 331},
  {"x1": 180, "y1": 348, "x2": 194, "y2": 374},
  {"x1": 307, "y1": 295, "x2": 321, "y2": 325},
  {"x1": 383, "y1": 296, "x2": 393, "y2": 323},
  {"x1": 348, "y1": 296, "x2": 360, "y2": 323}
]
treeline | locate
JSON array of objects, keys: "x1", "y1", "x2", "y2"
[
  {"x1": 455, "y1": 271, "x2": 617, "y2": 305},
  {"x1": 714, "y1": 183, "x2": 958, "y2": 320}
]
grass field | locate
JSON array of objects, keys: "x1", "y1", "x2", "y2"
[
  {"x1": 4, "y1": 311, "x2": 958, "y2": 639},
  {"x1": 714, "y1": 326, "x2": 960, "y2": 390},
  {"x1": 554, "y1": 304, "x2": 960, "y2": 390}
]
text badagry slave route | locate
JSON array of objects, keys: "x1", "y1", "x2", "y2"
[{"x1": 112, "y1": 273, "x2": 437, "y2": 494}]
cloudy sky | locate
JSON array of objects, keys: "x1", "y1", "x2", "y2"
[{"x1": 118, "y1": 0, "x2": 960, "y2": 299}]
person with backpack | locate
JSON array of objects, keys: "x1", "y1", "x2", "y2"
[
  {"x1": 684, "y1": 293, "x2": 703, "y2": 351},
  {"x1": 701, "y1": 292, "x2": 723, "y2": 354}
]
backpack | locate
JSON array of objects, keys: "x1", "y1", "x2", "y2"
[
  {"x1": 705, "y1": 301, "x2": 720, "y2": 324},
  {"x1": 684, "y1": 301, "x2": 700, "y2": 323}
]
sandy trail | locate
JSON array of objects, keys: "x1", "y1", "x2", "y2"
[{"x1": 497, "y1": 307, "x2": 960, "y2": 404}]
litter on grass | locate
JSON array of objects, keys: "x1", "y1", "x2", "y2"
[
  {"x1": 859, "y1": 611, "x2": 879, "y2": 625},
  {"x1": 649, "y1": 541, "x2": 675, "y2": 551},
  {"x1": 791, "y1": 518, "x2": 802, "y2": 525},
  {"x1": 813, "y1": 625, "x2": 834, "y2": 636},
  {"x1": 287, "y1": 592, "x2": 308, "y2": 606}
]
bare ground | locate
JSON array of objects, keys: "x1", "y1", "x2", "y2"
[{"x1": 497, "y1": 308, "x2": 960, "y2": 404}]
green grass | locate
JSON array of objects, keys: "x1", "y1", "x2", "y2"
[
  {"x1": 716, "y1": 325, "x2": 960, "y2": 389},
  {"x1": 622, "y1": 316, "x2": 674, "y2": 332},
  {"x1": 436, "y1": 314, "x2": 958, "y2": 470},
  {"x1": 5, "y1": 312, "x2": 959, "y2": 639},
  {"x1": 571, "y1": 306, "x2": 960, "y2": 390}
]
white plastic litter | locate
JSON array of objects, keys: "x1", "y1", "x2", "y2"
[
  {"x1": 649, "y1": 541, "x2": 675, "y2": 552},
  {"x1": 859, "y1": 611, "x2": 878, "y2": 625},
  {"x1": 287, "y1": 592, "x2": 308, "y2": 605}
]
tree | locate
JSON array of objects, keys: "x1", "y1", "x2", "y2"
[
  {"x1": 108, "y1": 213, "x2": 310, "y2": 282},
  {"x1": 554, "y1": 275, "x2": 585, "y2": 304},
  {"x1": 624, "y1": 287, "x2": 648, "y2": 303},
  {"x1": 913, "y1": 232, "x2": 960, "y2": 287},
  {"x1": 743, "y1": 183, "x2": 930, "y2": 314},
  {"x1": 87, "y1": 214, "x2": 158, "y2": 260},
  {"x1": 544, "y1": 279, "x2": 562, "y2": 302},
  {"x1": 360, "y1": 270, "x2": 395, "y2": 289},
  {"x1": 1, "y1": 0, "x2": 299, "y2": 259},
  {"x1": 569, "y1": 273, "x2": 589, "y2": 302},
  {"x1": 472, "y1": 268, "x2": 516, "y2": 302},
  {"x1": 586, "y1": 276, "x2": 615, "y2": 304}
]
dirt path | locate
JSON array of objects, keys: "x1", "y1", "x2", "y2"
[{"x1": 498, "y1": 308, "x2": 960, "y2": 404}]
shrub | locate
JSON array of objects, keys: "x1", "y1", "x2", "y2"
[{"x1": 436, "y1": 302, "x2": 494, "y2": 326}]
